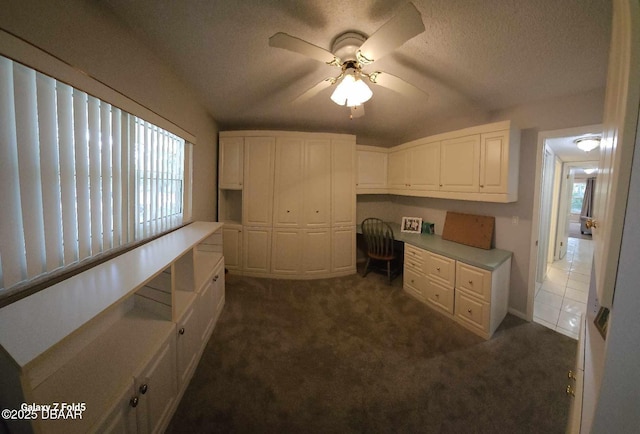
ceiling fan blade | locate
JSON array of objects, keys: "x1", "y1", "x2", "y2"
[
  {"x1": 367, "y1": 71, "x2": 429, "y2": 99},
  {"x1": 292, "y1": 78, "x2": 335, "y2": 104},
  {"x1": 269, "y1": 32, "x2": 341, "y2": 66},
  {"x1": 350, "y1": 105, "x2": 365, "y2": 119},
  {"x1": 357, "y1": 2, "x2": 425, "y2": 64}
]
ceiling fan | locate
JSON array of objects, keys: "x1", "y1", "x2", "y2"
[{"x1": 269, "y1": 2, "x2": 428, "y2": 119}]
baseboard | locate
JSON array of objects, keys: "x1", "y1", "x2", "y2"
[{"x1": 508, "y1": 307, "x2": 528, "y2": 321}]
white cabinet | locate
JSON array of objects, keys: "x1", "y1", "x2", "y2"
[
  {"x1": 440, "y1": 135, "x2": 480, "y2": 192},
  {"x1": 222, "y1": 224, "x2": 242, "y2": 271},
  {"x1": 271, "y1": 229, "x2": 302, "y2": 275},
  {"x1": 198, "y1": 260, "x2": 224, "y2": 345},
  {"x1": 401, "y1": 242, "x2": 511, "y2": 339},
  {"x1": 273, "y1": 137, "x2": 304, "y2": 227},
  {"x1": 303, "y1": 139, "x2": 332, "y2": 227},
  {"x1": 220, "y1": 131, "x2": 357, "y2": 279},
  {"x1": 219, "y1": 137, "x2": 243, "y2": 189},
  {"x1": 243, "y1": 227, "x2": 272, "y2": 274},
  {"x1": 134, "y1": 334, "x2": 177, "y2": 434},
  {"x1": 332, "y1": 227, "x2": 356, "y2": 273},
  {"x1": 0, "y1": 222, "x2": 225, "y2": 434},
  {"x1": 243, "y1": 137, "x2": 275, "y2": 227},
  {"x1": 332, "y1": 139, "x2": 356, "y2": 227},
  {"x1": 302, "y1": 229, "x2": 331, "y2": 275},
  {"x1": 362, "y1": 121, "x2": 520, "y2": 202},
  {"x1": 356, "y1": 145, "x2": 387, "y2": 192}
]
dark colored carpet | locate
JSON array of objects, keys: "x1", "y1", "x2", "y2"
[{"x1": 167, "y1": 269, "x2": 576, "y2": 434}]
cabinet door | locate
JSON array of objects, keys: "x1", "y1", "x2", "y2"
[
  {"x1": 222, "y1": 226, "x2": 242, "y2": 270},
  {"x1": 176, "y1": 303, "x2": 200, "y2": 390},
  {"x1": 212, "y1": 259, "x2": 225, "y2": 322},
  {"x1": 219, "y1": 137, "x2": 244, "y2": 189},
  {"x1": 332, "y1": 227, "x2": 356, "y2": 273},
  {"x1": 387, "y1": 149, "x2": 408, "y2": 189},
  {"x1": 271, "y1": 229, "x2": 302, "y2": 275},
  {"x1": 332, "y1": 140, "x2": 356, "y2": 226},
  {"x1": 408, "y1": 142, "x2": 440, "y2": 190},
  {"x1": 440, "y1": 135, "x2": 480, "y2": 192},
  {"x1": 303, "y1": 139, "x2": 331, "y2": 227},
  {"x1": 135, "y1": 334, "x2": 177, "y2": 434},
  {"x1": 274, "y1": 137, "x2": 304, "y2": 227},
  {"x1": 92, "y1": 383, "x2": 137, "y2": 434},
  {"x1": 243, "y1": 137, "x2": 275, "y2": 226},
  {"x1": 356, "y1": 149, "x2": 387, "y2": 190},
  {"x1": 302, "y1": 229, "x2": 331, "y2": 274},
  {"x1": 243, "y1": 227, "x2": 272, "y2": 273},
  {"x1": 480, "y1": 130, "x2": 509, "y2": 193}
]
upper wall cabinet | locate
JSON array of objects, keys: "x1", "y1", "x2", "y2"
[
  {"x1": 356, "y1": 145, "x2": 388, "y2": 193},
  {"x1": 356, "y1": 121, "x2": 520, "y2": 203},
  {"x1": 218, "y1": 137, "x2": 244, "y2": 189}
]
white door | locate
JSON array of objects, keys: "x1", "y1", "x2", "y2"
[
  {"x1": 408, "y1": 142, "x2": 440, "y2": 190},
  {"x1": 222, "y1": 226, "x2": 242, "y2": 270},
  {"x1": 555, "y1": 164, "x2": 572, "y2": 260},
  {"x1": 332, "y1": 139, "x2": 356, "y2": 226},
  {"x1": 480, "y1": 130, "x2": 509, "y2": 193},
  {"x1": 271, "y1": 229, "x2": 302, "y2": 275},
  {"x1": 303, "y1": 139, "x2": 331, "y2": 227},
  {"x1": 440, "y1": 135, "x2": 480, "y2": 192},
  {"x1": 536, "y1": 147, "x2": 555, "y2": 283},
  {"x1": 273, "y1": 137, "x2": 304, "y2": 227},
  {"x1": 332, "y1": 227, "x2": 356, "y2": 273},
  {"x1": 219, "y1": 137, "x2": 243, "y2": 189},
  {"x1": 242, "y1": 227, "x2": 272, "y2": 274},
  {"x1": 135, "y1": 334, "x2": 177, "y2": 434},
  {"x1": 242, "y1": 137, "x2": 275, "y2": 226},
  {"x1": 302, "y1": 229, "x2": 331, "y2": 274},
  {"x1": 591, "y1": 0, "x2": 640, "y2": 308}
]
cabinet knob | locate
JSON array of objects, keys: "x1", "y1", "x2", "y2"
[
  {"x1": 213, "y1": 275, "x2": 219, "y2": 282},
  {"x1": 179, "y1": 327, "x2": 185, "y2": 335},
  {"x1": 436, "y1": 267, "x2": 441, "y2": 272},
  {"x1": 130, "y1": 397, "x2": 139, "y2": 408},
  {"x1": 139, "y1": 384, "x2": 148, "y2": 395},
  {"x1": 566, "y1": 385, "x2": 575, "y2": 396},
  {"x1": 286, "y1": 210, "x2": 290, "y2": 213},
  {"x1": 440, "y1": 184, "x2": 443, "y2": 187},
  {"x1": 467, "y1": 308, "x2": 472, "y2": 314},
  {"x1": 468, "y1": 280, "x2": 473, "y2": 285},
  {"x1": 435, "y1": 294, "x2": 440, "y2": 298},
  {"x1": 411, "y1": 279, "x2": 415, "y2": 283},
  {"x1": 315, "y1": 210, "x2": 319, "y2": 213},
  {"x1": 480, "y1": 185, "x2": 484, "y2": 188},
  {"x1": 568, "y1": 370, "x2": 576, "y2": 380}
]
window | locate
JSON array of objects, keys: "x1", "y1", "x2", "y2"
[
  {"x1": 0, "y1": 55, "x2": 190, "y2": 296},
  {"x1": 571, "y1": 181, "x2": 586, "y2": 214}
]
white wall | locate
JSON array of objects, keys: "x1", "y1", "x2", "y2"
[
  {"x1": 0, "y1": 0, "x2": 219, "y2": 221},
  {"x1": 356, "y1": 90, "x2": 605, "y2": 315}
]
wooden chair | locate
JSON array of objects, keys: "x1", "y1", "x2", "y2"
[{"x1": 361, "y1": 218, "x2": 400, "y2": 284}]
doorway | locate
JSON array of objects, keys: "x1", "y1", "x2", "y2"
[{"x1": 527, "y1": 125, "x2": 601, "y2": 338}]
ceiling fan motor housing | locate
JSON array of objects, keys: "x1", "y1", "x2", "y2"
[{"x1": 331, "y1": 32, "x2": 367, "y2": 63}]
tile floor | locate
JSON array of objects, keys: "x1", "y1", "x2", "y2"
[{"x1": 533, "y1": 236, "x2": 593, "y2": 339}]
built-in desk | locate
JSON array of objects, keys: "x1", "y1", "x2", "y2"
[{"x1": 358, "y1": 222, "x2": 512, "y2": 339}]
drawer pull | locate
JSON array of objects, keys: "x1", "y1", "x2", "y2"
[
  {"x1": 130, "y1": 397, "x2": 139, "y2": 408},
  {"x1": 568, "y1": 370, "x2": 576, "y2": 380},
  {"x1": 179, "y1": 327, "x2": 185, "y2": 335},
  {"x1": 566, "y1": 385, "x2": 575, "y2": 396}
]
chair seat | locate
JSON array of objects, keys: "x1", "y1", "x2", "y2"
[{"x1": 368, "y1": 253, "x2": 395, "y2": 261}]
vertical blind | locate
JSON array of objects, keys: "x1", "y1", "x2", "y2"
[{"x1": 0, "y1": 55, "x2": 187, "y2": 293}]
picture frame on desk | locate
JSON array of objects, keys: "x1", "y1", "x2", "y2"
[
  {"x1": 401, "y1": 217, "x2": 422, "y2": 233},
  {"x1": 421, "y1": 222, "x2": 435, "y2": 234}
]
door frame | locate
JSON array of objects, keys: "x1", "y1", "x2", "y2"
[{"x1": 526, "y1": 124, "x2": 602, "y2": 321}]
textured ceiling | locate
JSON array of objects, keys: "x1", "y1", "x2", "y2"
[{"x1": 101, "y1": 0, "x2": 612, "y2": 146}]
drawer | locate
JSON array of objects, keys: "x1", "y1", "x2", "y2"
[
  {"x1": 404, "y1": 267, "x2": 426, "y2": 301},
  {"x1": 404, "y1": 245, "x2": 425, "y2": 271},
  {"x1": 455, "y1": 290, "x2": 490, "y2": 332},
  {"x1": 425, "y1": 252, "x2": 455, "y2": 287},
  {"x1": 425, "y1": 279, "x2": 454, "y2": 314},
  {"x1": 456, "y1": 262, "x2": 491, "y2": 302}
]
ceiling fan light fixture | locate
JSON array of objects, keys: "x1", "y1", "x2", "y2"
[
  {"x1": 575, "y1": 137, "x2": 601, "y2": 152},
  {"x1": 330, "y1": 73, "x2": 373, "y2": 107}
]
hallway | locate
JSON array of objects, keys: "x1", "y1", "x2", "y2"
[{"x1": 533, "y1": 237, "x2": 592, "y2": 339}]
